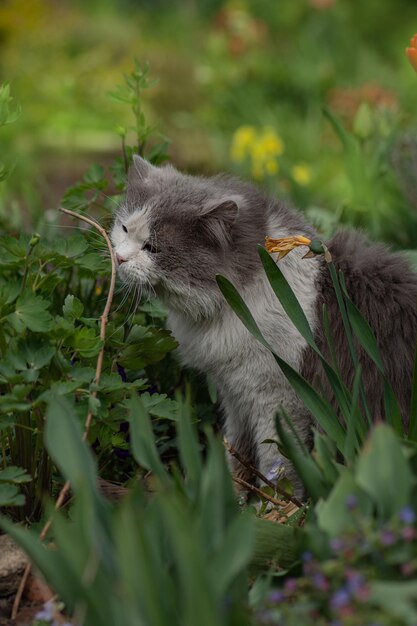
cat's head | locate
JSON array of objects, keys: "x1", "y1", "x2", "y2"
[{"x1": 111, "y1": 156, "x2": 266, "y2": 318}]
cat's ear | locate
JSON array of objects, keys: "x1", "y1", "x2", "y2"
[
  {"x1": 200, "y1": 195, "x2": 241, "y2": 244},
  {"x1": 131, "y1": 154, "x2": 156, "y2": 180}
]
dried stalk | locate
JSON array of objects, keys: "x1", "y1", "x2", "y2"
[
  {"x1": 233, "y1": 476, "x2": 287, "y2": 508},
  {"x1": 224, "y1": 437, "x2": 302, "y2": 508},
  {"x1": 12, "y1": 209, "x2": 117, "y2": 621}
]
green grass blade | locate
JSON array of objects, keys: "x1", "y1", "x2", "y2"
[
  {"x1": 177, "y1": 401, "x2": 202, "y2": 491},
  {"x1": 258, "y1": 245, "x2": 318, "y2": 351},
  {"x1": 275, "y1": 412, "x2": 329, "y2": 502},
  {"x1": 409, "y1": 340, "x2": 417, "y2": 441},
  {"x1": 128, "y1": 394, "x2": 170, "y2": 487},
  {"x1": 339, "y1": 274, "x2": 403, "y2": 435},
  {"x1": 257, "y1": 247, "x2": 357, "y2": 445},
  {"x1": 344, "y1": 365, "x2": 362, "y2": 463},
  {"x1": 216, "y1": 274, "x2": 346, "y2": 451}
]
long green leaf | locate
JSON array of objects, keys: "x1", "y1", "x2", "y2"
[
  {"x1": 177, "y1": 402, "x2": 202, "y2": 493},
  {"x1": 340, "y1": 275, "x2": 403, "y2": 435},
  {"x1": 408, "y1": 340, "x2": 417, "y2": 441},
  {"x1": 128, "y1": 394, "x2": 170, "y2": 486},
  {"x1": 275, "y1": 412, "x2": 329, "y2": 502},
  {"x1": 45, "y1": 394, "x2": 97, "y2": 496},
  {"x1": 258, "y1": 245, "x2": 318, "y2": 350},
  {"x1": 216, "y1": 274, "x2": 346, "y2": 450}
]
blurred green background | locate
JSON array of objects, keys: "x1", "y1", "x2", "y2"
[{"x1": 2, "y1": 0, "x2": 417, "y2": 247}]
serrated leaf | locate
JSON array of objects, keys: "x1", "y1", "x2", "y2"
[
  {"x1": 71, "y1": 327, "x2": 102, "y2": 358},
  {"x1": 0, "y1": 466, "x2": 32, "y2": 484},
  {"x1": 141, "y1": 392, "x2": 179, "y2": 420},
  {"x1": 63, "y1": 295, "x2": 84, "y2": 320},
  {"x1": 0, "y1": 483, "x2": 25, "y2": 506},
  {"x1": 8, "y1": 293, "x2": 52, "y2": 332}
]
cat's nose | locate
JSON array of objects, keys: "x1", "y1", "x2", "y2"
[{"x1": 116, "y1": 253, "x2": 127, "y2": 265}]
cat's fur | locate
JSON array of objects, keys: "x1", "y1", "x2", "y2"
[{"x1": 111, "y1": 155, "x2": 417, "y2": 484}]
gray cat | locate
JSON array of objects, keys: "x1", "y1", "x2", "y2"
[{"x1": 111, "y1": 155, "x2": 417, "y2": 487}]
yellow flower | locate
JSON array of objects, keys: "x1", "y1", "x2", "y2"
[
  {"x1": 406, "y1": 34, "x2": 417, "y2": 74},
  {"x1": 260, "y1": 128, "x2": 285, "y2": 157},
  {"x1": 251, "y1": 162, "x2": 264, "y2": 180},
  {"x1": 230, "y1": 125, "x2": 257, "y2": 162},
  {"x1": 265, "y1": 159, "x2": 279, "y2": 175},
  {"x1": 265, "y1": 235, "x2": 312, "y2": 260},
  {"x1": 291, "y1": 163, "x2": 312, "y2": 186}
]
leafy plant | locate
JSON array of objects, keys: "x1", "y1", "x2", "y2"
[
  {"x1": 0, "y1": 65, "x2": 180, "y2": 521},
  {"x1": 217, "y1": 239, "x2": 413, "y2": 476},
  {"x1": 1, "y1": 394, "x2": 256, "y2": 626}
]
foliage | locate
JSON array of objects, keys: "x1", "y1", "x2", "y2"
[
  {"x1": 0, "y1": 73, "x2": 180, "y2": 521},
  {"x1": 252, "y1": 424, "x2": 417, "y2": 626},
  {"x1": 1, "y1": 395, "x2": 255, "y2": 626}
]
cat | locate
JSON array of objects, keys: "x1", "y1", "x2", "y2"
[{"x1": 111, "y1": 155, "x2": 417, "y2": 489}]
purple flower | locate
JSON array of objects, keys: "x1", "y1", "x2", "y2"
[
  {"x1": 330, "y1": 589, "x2": 351, "y2": 610},
  {"x1": 345, "y1": 494, "x2": 358, "y2": 510},
  {"x1": 380, "y1": 530, "x2": 396, "y2": 546},
  {"x1": 401, "y1": 562, "x2": 415, "y2": 577},
  {"x1": 267, "y1": 589, "x2": 284, "y2": 604},
  {"x1": 399, "y1": 507, "x2": 416, "y2": 525},
  {"x1": 312, "y1": 572, "x2": 329, "y2": 592},
  {"x1": 284, "y1": 578, "x2": 298, "y2": 593},
  {"x1": 35, "y1": 600, "x2": 55, "y2": 621},
  {"x1": 302, "y1": 551, "x2": 313, "y2": 562},
  {"x1": 401, "y1": 526, "x2": 416, "y2": 542},
  {"x1": 330, "y1": 538, "x2": 344, "y2": 552}
]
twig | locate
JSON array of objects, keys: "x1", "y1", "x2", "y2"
[
  {"x1": 12, "y1": 209, "x2": 117, "y2": 621},
  {"x1": 233, "y1": 476, "x2": 288, "y2": 508},
  {"x1": 224, "y1": 438, "x2": 302, "y2": 508}
]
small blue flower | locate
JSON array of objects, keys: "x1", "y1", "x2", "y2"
[
  {"x1": 35, "y1": 600, "x2": 55, "y2": 621},
  {"x1": 330, "y1": 588, "x2": 351, "y2": 609},
  {"x1": 399, "y1": 507, "x2": 416, "y2": 525},
  {"x1": 267, "y1": 589, "x2": 284, "y2": 604},
  {"x1": 330, "y1": 538, "x2": 344, "y2": 552},
  {"x1": 345, "y1": 494, "x2": 358, "y2": 510},
  {"x1": 380, "y1": 530, "x2": 396, "y2": 546},
  {"x1": 301, "y1": 551, "x2": 313, "y2": 562}
]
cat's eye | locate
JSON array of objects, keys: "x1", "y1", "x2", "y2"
[
  {"x1": 122, "y1": 224, "x2": 128, "y2": 233},
  {"x1": 142, "y1": 242, "x2": 158, "y2": 254}
]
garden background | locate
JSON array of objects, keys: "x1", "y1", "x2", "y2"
[{"x1": 2, "y1": 1, "x2": 417, "y2": 625}]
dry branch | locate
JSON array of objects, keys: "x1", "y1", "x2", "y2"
[
  {"x1": 12, "y1": 209, "x2": 117, "y2": 621},
  {"x1": 224, "y1": 438, "x2": 302, "y2": 508}
]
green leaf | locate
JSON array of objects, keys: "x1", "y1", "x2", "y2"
[
  {"x1": 128, "y1": 394, "x2": 169, "y2": 486},
  {"x1": 63, "y1": 295, "x2": 84, "y2": 320},
  {"x1": 178, "y1": 402, "x2": 202, "y2": 490},
  {"x1": 370, "y1": 580, "x2": 417, "y2": 626},
  {"x1": 275, "y1": 413, "x2": 329, "y2": 502},
  {"x1": 0, "y1": 466, "x2": 31, "y2": 484},
  {"x1": 355, "y1": 424, "x2": 413, "y2": 519},
  {"x1": 0, "y1": 415, "x2": 14, "y2": 430},
  {"x1": 71, "y1": 327, "x2": 102, "y2": 358},
  {"x1": 8, "y1": 293, "x2": 52, "y2": 333},
  {"x1": 0, "y1": 483, "x2": 25, "y2": 506},
  {"x1": 216, "y1": 274, "x2": 346, "y2": 450},
  {"x1": 251, "y1": 518, "x2": 299, "y2": 572},
  {"x1": 141, "y1": 392, "x2": 179, "y2": 420},
  {"x1": 315, "y1": 470, "x2": 371, "y2": 536},
  {"x1": 408, "y1": 340, "x2": 417, "y2": 441},
  {"x1": 208, "y1": 512, "x2": 254, "y2": 597},
  {"x1": 119, "y1": 326, "x2": 178, "y2": 369},
  {"x1": 45, "y1": 394, "x2": 98, "y2": 495},
  {"x1": 258, "y1": 245, "x2": 317, "y2": 350}
]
